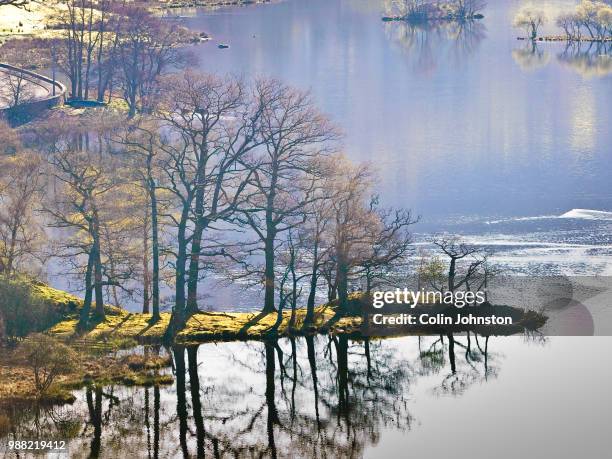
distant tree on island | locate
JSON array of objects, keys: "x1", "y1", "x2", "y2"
[
  {"x1": 384, "y1": 0, "x2": 486, "y2": 22},
  {"x1": 513, "y1": 5, "x2": 547, "y2": 40}
]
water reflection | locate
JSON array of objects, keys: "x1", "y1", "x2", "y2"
[
  {"x1": 1, "y1": 334, "x2": 512, "y2": 458},
  {"x1": 384, "y1": 20, "x2": 487, "y2": 73},
  {"x1": 511, "y1": 41, "x2": 551, "y2": 72},
  {"x1": 557, "y1": 41, "x2": 612, "y2": 78},
  {"x1": 512, "y1": 40, "x2": 612, "y2": 77}
]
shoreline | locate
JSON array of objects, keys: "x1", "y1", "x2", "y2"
[
  {"x1": 0, "y1": 275, "x2": 548, "y2": 410},
  {"x1": 517, "y1": 36, "x2": 612, "y2": 43}
]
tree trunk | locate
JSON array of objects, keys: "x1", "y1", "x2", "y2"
[
  {"x1": 149, "y1": 175, "x2": 161, "y2": 321},
  {"x1": 305, "y1": 268, "x2": 318, "y2": 326},
  {"x1": 305, "y1": 335, "x2": 321, "y2": 429},
  {"x1": 186, "y1": 220, "x2": 204, "y2": 313},
  {"x1": 263, "y1": 233, "x2": 276, "y2": 313},
  {"x1": 172, "y1": 208, "x2": 190, "y2": 330},
  {"x1": 142, "y1": 208, "x2": 150, "y2": 314},
  {"x1": 337, "y1": 258, "x2": 349, "y2": 315},
  {"x1": 265, "y1": 340, "x2": 278, "y2": 458},
  {"x1": 187, "y1": 346, "x2": 205, "y2": 458},
  {"x1": 79, "y1": 249, "x2": 95, "y2": 328},
  {"x1": 86, "y1": 386, "x2": 103, "y2": 458},
  {"x1": 187, "y1": 150, "x2": 208, "y2": 313},
  {"x1": 153, "y1": 385, "x2": 160, "y2": 459},
  {"x1": 448, "y1": 257, "x2": 456, "y2": 292},
  {"x1": 335, "y1": 336, "x2": 349, "y2": 420},
  {"x1": 174, "y1": 346, "x2": 189, "y2": 458},
  {"x1": 91, "y1": 211, "x2": 105, "y2": 319},
  {"x1": 448, "y1": 333, "x2": 456, "y2": 374}
]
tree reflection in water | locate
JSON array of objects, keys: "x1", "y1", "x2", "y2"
[
  {"x1": 1, "y1": 334, "x2": 531, "y2": 458},
  {"x1": 512, "y1": 41, "x2": 551, "y2": 72},
  {"x1": 557, "y1": 41, "x2": 612, "y2": 78},
  {"x1": 512, "y1": 40, "x2": 611, "y2": 77},
  {"x1": 383, "y1": 19, "x2": 487, "y2": 74}
]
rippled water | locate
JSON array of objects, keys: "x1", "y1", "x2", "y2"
[{"x1": 2, "y1": 336, "x2": 611, "y2": 458}]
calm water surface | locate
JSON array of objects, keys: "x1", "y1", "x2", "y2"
[
  {"x1": 2, "y1": 336, "x2": 611, "y2": 458},
  {"x1": 187, "y1": 0, "x2": 612, "y2": 222}
]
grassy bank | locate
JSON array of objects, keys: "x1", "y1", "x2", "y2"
[
  {"x1": 5, "y1": 279, "x2": 546, "y2": 345},
  {"x1": 48, "y1": 305, "x2": 363, "y2": 344}
]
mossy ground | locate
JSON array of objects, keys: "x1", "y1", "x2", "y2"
[{"x1": 47, "y1": 305, "x2": 363, "y2": 344}]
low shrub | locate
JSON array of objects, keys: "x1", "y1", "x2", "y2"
[{"x1": 16, "y1": 334, "x2": 79, "y2": 396}]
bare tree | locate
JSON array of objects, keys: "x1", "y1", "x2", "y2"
[
  {"x1": 236, "y1": 80, "x2": 338, "y2": 314},
  {"x1": 116, "y1": 118, "x2": 166, "y2": 321},
  {"x1": 59, "y1": 0, "x2": 103, "y2": 100},
  {"x1": 39, "y1": 116, "x2": 129, "y2": 327},
  {"x1": 432, "y1": 236, "x2": 488, "y2": 293},
  {"x1": 453, "y1": 0, "x2": 487, "y2": 18},
  {"x1": 0, "y1": 153, "x2": 45, "y2": 276},
  {"x1": 300, "y1": 163, "x2": 338, "y2": 325},
  {"x1": 116, "y1": 6, "x2": 190, "y2": 117},
  {"x1": 155, "y1": 72, "x2": 264, "y2": 330},
  {"x1": 355, "y1": 202, "x2": 418, "y2": 293},
  {"x1": 326, "y1": 159, "x2": 416, "y2": 314},
  {"x1": 1, "y1": 69, "x2": 35, "y2": 109},
  {"x1": 513, "y1": 6, "x2": 547, "y2": 40}
]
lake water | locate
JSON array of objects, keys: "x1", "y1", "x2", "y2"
[
  {"x1": 45, "y1": 0, "x2": 612, "y2": 311},
  {"x1": 2, "y1": 336, "x2": 611, "y2": 458},
  {"x1": 182, "y1": 0, "x2": 612, "y2": 278}
]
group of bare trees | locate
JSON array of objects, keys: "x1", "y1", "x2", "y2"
[
  {"x1": 148, "y1": 73, "x2": 416, "y2": 332},
  {"x1": 57, "y1": 0, "x2": 193, "y2": 115},
  {"x1": 0, "y1": 67, "x2": 417, "y2": 333},
  {"x1": 0, "y1": 134, "x2": 44, "y2": 278},
  {"x1": 514, "y1": 1, "x2": 612, "y2": 41},
  {"x1": 557, "y1": 1, "x2": 612, "y2": 41},
  {"x1": 0, "y1": 1, "x2": 499, "y2": 338},
  {"x1": 384, "y1": 0, "x2": 486, "y2": 21},
  {"x1": 0, "y1": 1, "x2": 194, "y2": 118}
]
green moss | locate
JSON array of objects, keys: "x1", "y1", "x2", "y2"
[
  {"x1": 118, "y1": 372, "x2": 174, "y2": 387},
  {"x1": 46, "y1": 303, "x2": 364, "y2": 344},
  {"x1": 30, "y1": 282, "x2": 83, "y2": 311},
  {"x1": 38, "y1": 388, "x2": 77, "y2": 405}
]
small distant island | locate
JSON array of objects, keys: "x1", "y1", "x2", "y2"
[
  {"x1": 513, "y1": 1, "x2": 612, "y2": 43},
  {"x1": 382, "y1": 0, "x2": 485, "y2": 23}
]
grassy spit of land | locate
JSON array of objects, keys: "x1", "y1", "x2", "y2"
[
  {"x1": 0, "y1": 280, "x2": 363, "y2": 405},
  {"x1": 0, "y1": 279, "x2": 547, "y2": 406}
]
